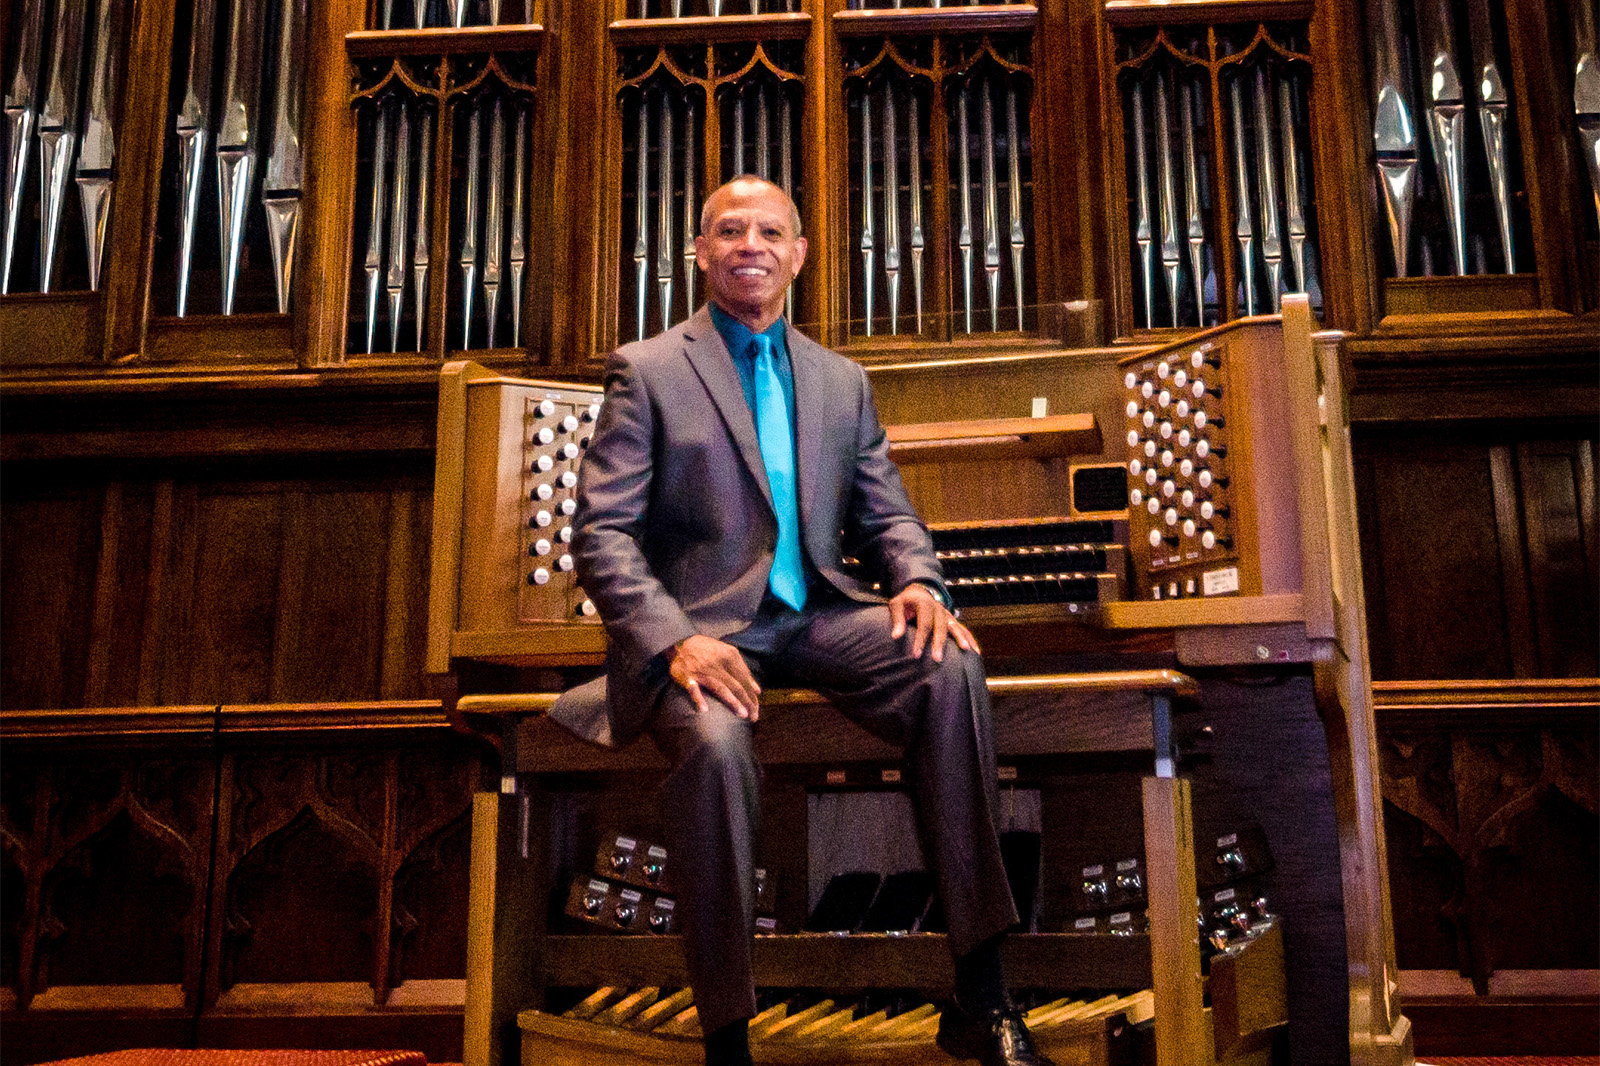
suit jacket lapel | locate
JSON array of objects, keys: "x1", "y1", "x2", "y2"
[
  {"x1": 786, "y1": 322, "x2": 825, "y2": 537},
  {"x1": 682, "y1": 306, "x2": 773, "y2": 509}
]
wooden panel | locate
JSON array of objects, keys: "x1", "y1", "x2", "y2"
[
  {"x1": 1518, "y1": 438, "x2": 1599, "y2": 677},
  {"x1": 274, "y1": 488, "x2": 394, "y2": 701},
  {"x1": 188, "y1": 490, "x2": 287, "y2": 704},
  {"x1": 0, "y1": 483, "x2": 103, "y2": 710},
  {"x1": 1353, "y1": 433, "x2": 1516, "y2": 680}
]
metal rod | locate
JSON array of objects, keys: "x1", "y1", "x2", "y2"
[
  {"x1": 780, "y1": 91, "x2": 792, "y2": 322},
  {"x1": 174, "y1": 0, "x2": 219, "y2": 314},
  {"x1": 1252, "y1": 67, "x2": 1283, "y2": 310},
  {"x1": 1463, "y1": 0, "x2": 1512, "y2": 271},
  {"x1": 218, "y1": 0, "x2": 268, "y2": 314},
  {"x1": 488, "y1": 0, "x2": 501, "y2": 25},
  {"x1": 460, "y1": 99, "x2": 482, "y2": 349},
  {"x1": 1367, "y1": 0, "x2": 1417, "y2": 276},
  {"x1": 980, "y1": 77, "x2": 1000, "y2": 331},
  {"x1": 483, "y1": 97, "x2": 504, "y2": 349},
  {"x1": 633, "y1": 94, "x2": 648, "y2": 341},
  {"x1": 37, "y1": 0, "x2": 90, "y2": 294},
  {"x1": 386, "y1": 102, "x2": 411, "y2": 352},
  {"x1": 683, "y1": 97, "x2": 697, "y2": 317},
  {"x1": 908, "y1": 89, "x2": 924, "y2": 333},
  {"x1": 416, "y1": 0, "x2": 428, "y2": 30},
  {"x1": 383, "y1": 0, "x2": 395, "y2": 28},
  {"x1": 1005, "y1": 80, "x2": 1024, "y2": 332},
  {"x1": 1178, "y1": 78, "x2": 1206, "y2": 324},
  {"x1": 1416, "y1": 0, "x2": 1467, "y2": 274},
  {"x1": 1276, "y1": 73, "x2": 1307, "y2": 292},
  {"x1": 364, "y1": 102, "x2": 390, "y2": 354},
  {"x1": 755, "y1": 83, "x2": 769, "y2": 180},
  {"x1": 77, "y1": 0, "x2": 123, "y2": 292},
  {"x1": 264, "y1": 0, "x2": 308, "y2": 314},
  {"x1": 3, "y1": 0, "x2": 48, "y2": 294},
  {"x1": 1154, "y1": 71, "x2": 1181, "y2": 328},
  {"x1": 732, "y1": 84, "x2": 745, "y2": 177},
  {"x1": 449, "y1": 0, "x2": 466, "y2": 29},
  {"x1": 956, "y1": 83, "x2": 973, "y2": 332},
  {"x1": 1130, "y1": 77, "x2": 1153, "y2": 329},
  {"x1": 657, "y1": 91, "x2": 675, "y2": 330},
  {"x1": 883, "y1": 82, "x2": 900, "y2": 335},
  {"x1": 412, "y1": 108, "x2": 432, "y2": 352},
  {"x1": 1574, "y1": 0, "x2": 1600, "y2": 232},
  {"x1": 510, "y1": 101, "x2": 527, "y2": 346},
  {"x1": 861, "y1": 86, "x2": 874, "y2": 335},
  {"x1": 1228, "y1": 76, "x2": 1256, "y2": 316}
]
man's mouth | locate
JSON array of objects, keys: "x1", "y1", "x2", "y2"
[{"x1": 731, "y1": 266, "x2": 769, "y2": 277}]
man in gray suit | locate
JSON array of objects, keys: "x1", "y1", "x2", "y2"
[{"x1": 563, "y1": 176, "x2": 1056, "y2": 1066}]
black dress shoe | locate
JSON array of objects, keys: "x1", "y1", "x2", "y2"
[{"x1": 936, "y1": 999, "x2": 1059, "y2": 1066}]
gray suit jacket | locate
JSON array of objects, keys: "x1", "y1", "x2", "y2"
[{"x1": 551, "y1": 305, "x2": 944, "y2": 748}]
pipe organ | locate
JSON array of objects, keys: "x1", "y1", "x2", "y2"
[
  {"x1": 2, "y1": 0, "x2": 1594, "y2": 1061},
  {"x1": 1117, "y1": 23, "x2": 1319, "y2": 328},
  {"x1": 3, "y1": 0, "x2": 130, "y2": 295}
]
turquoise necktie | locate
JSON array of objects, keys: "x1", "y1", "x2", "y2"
[{"x1": 751, "y1": 333, "x2": 806, "y2": 611}]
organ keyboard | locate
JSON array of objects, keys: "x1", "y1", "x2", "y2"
[{"x1": 432, "y1": 298, "x2": 1411, "y2": 1066}]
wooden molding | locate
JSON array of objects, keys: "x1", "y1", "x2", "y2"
[
  {"x1": 832, "y1": 5, "x2": 1038, "y2": 36},
  {"x1": 1102, "y1": 0, "x2": 1312, "y2": 27},
  {"x1": 344, "y1": 24, "x2": 547, "y2": 57}
]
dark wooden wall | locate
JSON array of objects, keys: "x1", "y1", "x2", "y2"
[{"x1": 2, "y1": 0, "x2": 1598, "y2": 1060}]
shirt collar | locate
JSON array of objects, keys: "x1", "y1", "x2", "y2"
[{"x1": 709, "y1": 301, "x2": 786, "y2": 361}]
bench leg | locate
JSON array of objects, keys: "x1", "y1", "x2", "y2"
[
  {"x1": 1144, "y1": 774, "x2": 1208, "y2": 1066},
  {"x1": 465, "y1": 787, "x2": 548, "y2": 1066}
]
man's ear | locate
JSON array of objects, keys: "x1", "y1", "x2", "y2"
[
  {"x1": 694, "y1": 234, "x2": 709, "y2": 271},
  {"x1": 792, "y1": 236, "x2": 808, "y2": 274}
]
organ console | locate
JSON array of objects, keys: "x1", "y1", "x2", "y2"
[{"x1": 428, "y1": 297, "x2": 1410, "y2": 1066}]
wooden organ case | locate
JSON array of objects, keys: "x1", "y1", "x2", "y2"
[{"x1": 428, "y1": 298, "x2": 1410, "y2": 1066}]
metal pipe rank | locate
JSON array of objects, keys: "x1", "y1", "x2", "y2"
[
  {"x1": 37, "y1": 0, "x2": 90, "y2": 294},
  {"x1": 483, "y1": 98, "x2": 505, "y2": 348},
  {"x1": 1179, "y1": 77, "x2": 1205, "y2": 325},
  {"x1": 1005, "y1": 82, "x2": 1025, "y2": 331},
  {"x1": 732, "y1": 85, "x2": 745, "y2": 177},
  {"x1": 1416, "y1": 0, "x2": 1467, "y2": 274},
  {"x1": 174, "y1": 0, "x2": 219, "y2": 315},
  {"x1": 77, "y1": 0, "x2": 123, "y2": 291},
  {"x1": 1574, "y1": 0, "x2": 1600, "y2": 231},
  {"x1": 217, "y1": 0, "x2": 267, "y2": 314},
  {"x1": 1153, "y1": 71, "x2": 1181, "y2": 328},
  {"x1": 3, "y1": 0, "x2": 48, "y2": 293},
  {"x1": 1228, "y1": 76, "x2": 1257, "y2": 316},
  {"x1": 1252, "y1": 67, "x2": 1283, "y2": 311},
  {"x1": 979, "y1": 78, "x2": 1001, "y2": 331},
  {"x1": 883, "y1": 83, "x2": 901, "y2": 334},
  {"x1": 755, "y1": 83, "x2": 770, "y2": 180},
  {"x1": 1464, "y1": 0, "x2": 1513, "y2": 271},
  {"x1": 362, "y1": 102, "x2": 390, "y2": 354},
  {"x1": 633, "y1": 95, "x2": 648, "y2": 341},
  {"x1": 860, "y1": 87, "x2": 874, "y2": 335},
  {"x1": 1130, "y1": 77, "x2": 1154, "y2": 329},
  {"x1": 385, "y1": 102, "x2": 411, "y2": 352},
  {"x1": 1276, "y1": 74, "x2": 1308, "y2": 292},
  {"x1": 412, "y1": 109, "x2": 432, "y2": 352},
  {"x1": 908, "y1": 90, "x2": 924, "y2": 333},
  {"x1": 264, "y1": 0, "x2": 308, "y2": 313},
  {"x1": 1367, "y1": 0, "x2": 1417, "y2": 276},
  {"x1": 461, "y1": 99, "x2": 484, "y2": 348},
  {"x1": 956, "y1": 84, "x2": 974, "y2": 332},
  {"x1": 780, "y1": 92, "x2": 793, "y2": 323},
  {"x1": 510, "y1": 102, "x2": 527, "y2": 346},
  {"x1": 682, "y1": 99, "x2": 697, "y2": 319},
  {"x1": 656, "y1": 93, "x2": 675, "y2": 330}
]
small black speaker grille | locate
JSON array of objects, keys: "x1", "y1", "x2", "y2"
[{"x1": 1073, "y1": 465, "x2": 1128, "y2": 514}]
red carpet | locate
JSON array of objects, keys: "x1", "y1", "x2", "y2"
[{"x1": 1423, "y1": 1059, "x2": 1600, "y2": 1065}]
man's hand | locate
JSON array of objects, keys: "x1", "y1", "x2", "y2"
[
  {"x1": 669, "y1": 634, "x2": 762, "y2": 720},
  {"x1": 888, "y1": 583, "x2": 980, "y2": 662}
]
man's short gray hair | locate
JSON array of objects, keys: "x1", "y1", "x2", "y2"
[{"x1": 699, "y1": 175, "x2": 803, "y2": 238}]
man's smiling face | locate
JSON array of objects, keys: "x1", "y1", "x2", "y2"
[{"x1": 695, "y1": 177, "x2": 807, "y2": 331}]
